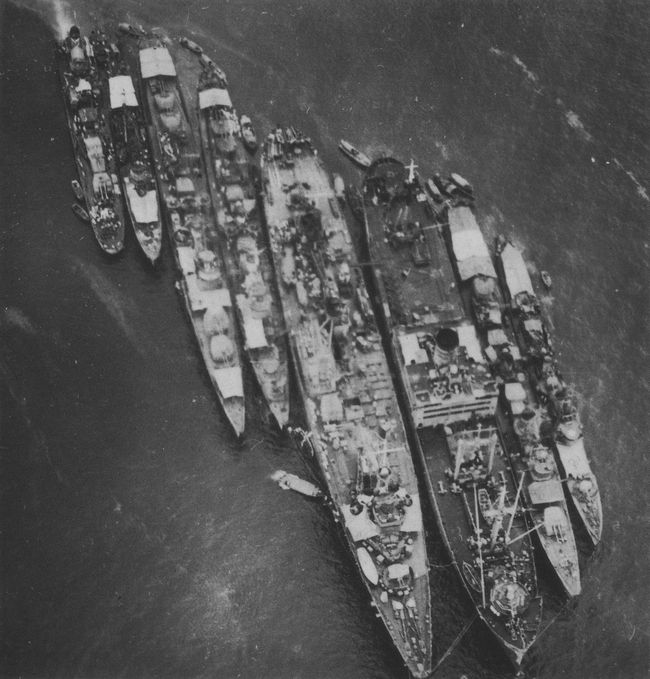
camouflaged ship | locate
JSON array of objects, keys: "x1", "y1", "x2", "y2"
[
  {"x1": 195, "y1": 60, "x2": 289, "y2": 428},
  {"x1": 137, "y1": 37, "x2": 245, "y2": 436},
  {"x1": 261, "y1": 130, "x2": 432, "y2": 677},
  {"x1": 360, "y1": 158, "x2": 542, "y2": 664}
]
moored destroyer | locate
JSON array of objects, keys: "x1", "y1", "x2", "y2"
[
  {"x1": 360, "y1": 157, "x2": 542, "y2": 663},
  {"x1": 56, "y1": 25, "x2": 125, "y2": 254},
  {"x1": 442, "y1": 204, "x2": 581, "y2": 596},
  {"x1": 137, "y1": 37, "x2": 245, "y2": 436},
  {"x1": 107, "y1": 54, "x2": 163, "y2": 263},
  {"x1": 261, "y1": 130, "x2": 432, "y2": 677},
  {"x1": 496, "y1": 240, "x2": 602, "y2": 546},
  {"x1": 197, "y1": 64, "x2": 289, "y2": 428}
]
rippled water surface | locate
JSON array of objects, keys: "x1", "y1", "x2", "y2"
[{"x1": 1, "y1": 1, "x2": 648, "y2": 678}]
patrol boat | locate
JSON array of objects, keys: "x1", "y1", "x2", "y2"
[
  {"x1": 261, "y1": 130, "x2": 432, "y2": 677},
  {"x1": 496, "y1": 240, "x2": 602, "y2": 546},
  {"x1": 197, "y1": 65, "x2": 289, "y2": 428},
  {"x1": 360, "y1": 157, "x2": 542, "y2": 663},
  {"x1": 138, "y1": 37, "x2": 245, "y2": 436},
  {"x1": 56, "y1": 25, "x2": 125, "y2": 254},
  {"x1": 107, "y1": 59, "x2": 163, "y2": 263}
]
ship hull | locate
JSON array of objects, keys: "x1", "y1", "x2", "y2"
[
  {"x1": 555, "y1": 439, "x2": 603, "y2": 546},
  {"x1": 262, "y1": 136, "x2": 432, "y2": 677},
  {"x1": 55, "y1": 44, "x2": 126, "y2": 255},
  {"x1": 138, "y1": 39, "x2": 245, "y2": 437},
  {"x1": 197, "y1": 81, "x2": 289, "y2": 429}
]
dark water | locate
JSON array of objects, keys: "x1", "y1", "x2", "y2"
[{"x1": 1, "y1": 1, "x2": 648, "y2": 678}]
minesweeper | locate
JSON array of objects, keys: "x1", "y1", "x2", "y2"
[
  {"x1": 137, "y1": 37, "x2": 245, "y2": 435},
  {"x1": 442, "y1": 205, "x2": 581, "y2": 597},
  {"x1": 56, "y1": 26, "x2": 125, "y2": 254},
  {"x1": 496, "y1": 239, "x2": 602, "y2": 546},
  {"x1": 261, "y1": 130, "x2": 432, "y2": 677},
  {"x1": 107, "y1": 47, "x2": 163, "y2": 264},
  {"x1": 360, "y1": 158, "x2": 542, "y2": 664},
  {"x1": 195, "y1": 59, "x2": 289, "y2": 428}
]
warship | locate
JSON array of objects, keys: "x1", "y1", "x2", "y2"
[
  {"x1": 56, "y1": 26, "x2": 125, "y2": 254},
  {"x1": 360, "y1": 158, "x2": 542, "y2": 663},
  {"x1": 137, "y1": 37, "x2": 245, "y2": 436},
  {"x1": 261, "y1": 130, "x2": 432, "y2": 677},
  {"x1": 496, "y1": 240, "x2": 602, "y2": 546},
  {"x1": 107, "y1": 52, "x2": 163, "y2": 263},
  {"x1": 196, "y1": 61, "x2": 289, "y2": 428},
  {"x1": 443, "y1": 205, "x2": 581, "y2": 596}
]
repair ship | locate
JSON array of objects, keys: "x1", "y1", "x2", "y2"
[
  {"x1": 360, "y1": 158, "x2": 542, "y2": 663},
  {"x1": 56, "y1": 26, "x2": 125, "y2": 254},
  {"x1": 442, "y1": 206, "x2": 581, "y2": 596},
  {"x1": 496, "y1": 240, "x2": 602, "y2": 546},
  {"x1": 261, "y1": 130, "x2": 432, "y2": 677},
  {"x1": 196, "y1": 61, "x2": 289, "y2": 428},
  {"x1": 137, "y1": 37, "x2": 245, "y2": 436},
  {"x1": 107, "y1": 51, "x2": 163, "y2": 264}
]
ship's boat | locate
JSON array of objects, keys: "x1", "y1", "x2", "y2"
[
  {"x1": 239, "y1": 115, "x2": 258, "y2": 154},
  {"x1": 332, "y1": 173, "x2": 345, "y2": 199},
  {"x1": 338, "y1": 139, "x2": 371, "y2": 168},
  {"x1": 71, "y1": 179, "x2": 84, "y2": 201},
  {"x1": 271, "y1": 470, "x2": 324, "y2": 498},
  {"x1": 261, "y1": 131, "x2": 432, "y2": 677},
  {"x1": 55, "y1": 25, "x2": 125, "y2": 255},
  {"x1": 71, "y1": 202, "x2": 90, "y2": 222},
  {"x1": 198, "y1": 70, "x2": 289, "y2": 428},
  {"x1": 118, "y1": 23, "x2": 145, "y2": 38},
  {"x1": 107, "y1": 64, "x2": 163, "y2": 264},
  {"x1": 179, "y1": 36, "x2": 203, "y2": 55},
  {"x1": 138, "y1": 37, "x2": 244, "y2": 436},
  {"x1": 541, "y1": 270, "x2": 552, "y2": 289}
]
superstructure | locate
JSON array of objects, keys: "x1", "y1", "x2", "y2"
[{"x1": 261, "y1": 130, "x2": 432, "y2": 677}]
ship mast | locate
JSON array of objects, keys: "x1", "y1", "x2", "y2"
[
  {"x1": 474, "y1": 483, "x2": 486, "y2": 609},
  {"x1": 505, "y1": 471, "x2": 526, "y2": 542}
]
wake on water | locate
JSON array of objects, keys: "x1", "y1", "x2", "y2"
[{"x1": 489, "y1": 46, "x2": 649, "y2": 203}]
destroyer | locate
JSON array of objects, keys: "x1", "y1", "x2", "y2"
[
  {"x1": 137, "y1": 37, "x2": 245, "y2": 436},
  {"x1": 56, "y1": 25, "x2": 125, "y2": 254},
  {"x1": 496, "y1": 239, "x2": 601, "y2": 546},
  {"x1": 196, "y1": 62, "x2": 289, "y2": 428},
  {"x1": 360, "y1": 158, "x2": 542, "y2": 663},
  {"x1": 444, "y1": 206, "x2": 581, "y2": 596},
  {"x1": 262, "y1": 130, "x2": 432, "y2": 677},
  {"x1": 108, "y1": 52, "x2": 163, "y2": 263}
]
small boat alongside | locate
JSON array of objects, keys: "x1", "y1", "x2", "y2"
[
  {"x1": 239, "y1": 114, "x2": 258, "y2": 154},
  {"x1": 71, "y1": 202, "x2": 90, "y2": 222},
  {"x1": 338, "y1": 139, "x2": 371, "y2": 168},
  {"x1": 179, "y1": 36, "x2": 203, "y2": 55},
  {"x1": 541, "y1": 270, "x2": 552, "y2": 289},
  {"x1": 271, "y1": 470, "x2": 324, "y2": 498},
  {"x1": 71, "y1": 179, "x2": 84, "y2": 202}
]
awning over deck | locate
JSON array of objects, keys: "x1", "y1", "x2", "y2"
[
  {"x1": 109, "y1": 75, "x2": 138, "y2": 109},
  {"x1": 528, "y1": 479, "x2": 565, "y2": 505},
  {"x1": 198, "y1": 87, "x2": 232, "y2": 110},
  {"x1": 139, "y1": 46, "x2": 176, "y2": 79},
  {"x1": 125, "y1": 184, "x2": 158, "y2": 224},
  {"x1": 244, "y1": 317, "x2": 268, "y2": 349},
  {"x1": 213, "y1": 366, "x2": 244, "y2": 399},
  {"x1": 448, "y1": 206, "x2": 496, "y2": 281},
  {"x1": 500, "y1": 242, "x2": 534, "y2": 298}
]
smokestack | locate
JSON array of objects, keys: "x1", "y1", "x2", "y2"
[{"x1": 433, "y1": 328, "x2": 459, "y2": 366}]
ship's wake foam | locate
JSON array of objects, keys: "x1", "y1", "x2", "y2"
[
  {"x1": 27, "y1": 0, "x2": 76, "y2": 40},
  {"x1": 489, "y1": 46, "x2": 649, "y2": 203}
]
